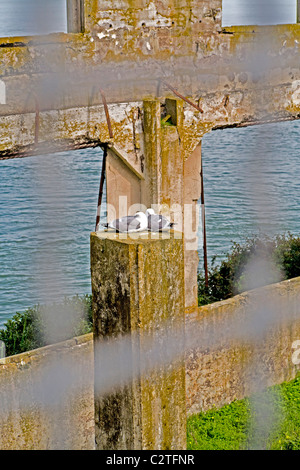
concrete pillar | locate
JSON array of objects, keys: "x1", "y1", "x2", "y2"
[
  {"x1": 142, "y1": 98, "x2": 201, "y2": 313},
  {"x1": 142, "y1": 97, "x2": 184, "y2": 210},
  {"x1": 298, "y1": 0, "x2": 300, "y2": 23},
  {"x1": 90, "y1": 231, "x2": 186, "y2": 450},
  {"x1": 67, "y1": 0, "x2": 85, "y2": 33}
]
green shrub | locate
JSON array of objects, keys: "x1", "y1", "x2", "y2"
[
  {"x1": 198, "y1": 233, "x2": 300, "y2": 306},
  {"x1": 0, "y1": 294, "x2": 93, "y2": 357}
]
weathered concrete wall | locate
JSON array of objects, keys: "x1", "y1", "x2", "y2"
[
  {"x1": 84, "y1": 0, "x2": 222, "y2": 41},
  {"x1": 1, "y1": 2, "x2": 300, "y2": 448},
  {"x1": 1, "y1": 277, "x2": 300, "y2": 448},
  {"x1": 0, "y1": 1, "x2": 300, "y2": 158},
  {"x1": 0, "y1": 333, "x2": 94, "y2": 450}
]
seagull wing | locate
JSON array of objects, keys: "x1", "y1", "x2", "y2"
[
  {"x1": 127, "y1": 217, "x2": 142, "y2": 232},
  {"x1": 159, "y1": 215, "x2": 171, "y2": 230},
  {"x1": 114, "y1": 215, "x2": 137, "y2": 232},
  {"x1": 148, "y1": 214, "x2": 170, "y2": 231}
]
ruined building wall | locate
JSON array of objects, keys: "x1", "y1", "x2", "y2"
[
  {"x1": 186, "y1": 276, "x2": 300, "y2": 416},
  {"x1": 0, "y1": 334, "x2": 94, "y2": 450},
  {"x1": 0, "y1": 1, "x2": 300, "y2": 158},
  {"x1": 1, "y1": 3, "x2": 300, "y2": 312}
]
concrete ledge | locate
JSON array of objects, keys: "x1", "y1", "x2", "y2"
[
  {"x1": 91, "y1": 231, "x2": 186, "y2": 450},
  {"x1": 0, "y1": 333, "x2": 93, "y2": 366},
  {"x1": 0, "y1": 333, "x2": 94, "y2": 450}
]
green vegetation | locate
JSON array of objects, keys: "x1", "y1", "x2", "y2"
[
  {"x1": 187, "y1": 375, "x2": 300, "y2": 450},
  {"x1": 198, "y1": 232, "x2": 300, "y2": 306},
  {"x1": 0, "y1": 294, "x2": 93, "y2": 357}
]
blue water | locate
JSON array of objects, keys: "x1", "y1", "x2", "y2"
[
  {"x1": 0, "y1": 148, "x2": 105, "y2": 327},
  {"x1": 0, "y1": 120, "x2": 300, "y2": 327},
  {"x1": 0, "y1": 0, "x2": 67, "y2": 37}
]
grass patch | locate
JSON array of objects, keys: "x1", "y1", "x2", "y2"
[{"x1": 187, "y1": 375, "x2": 300, "y2": 450}]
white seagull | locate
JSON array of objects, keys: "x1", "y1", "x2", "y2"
[
  {"x1": 145, "y1": 208, "x2": 176, "y2": 232},
  {"x1": 101, "y1": 211, "x2": 148, "y2": 233}
]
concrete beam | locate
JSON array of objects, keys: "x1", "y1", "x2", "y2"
[{"x1": 91, "y1": 231, "x2": 186, "y2": 450}]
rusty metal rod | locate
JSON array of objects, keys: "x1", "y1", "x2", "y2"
[
  {"x1": 161, "y1": 80, "x2": 204, "y2": 113},
  {"x1": 100, "y1": 88, "x2": 114, "y2": 139},
  {"x1": 0, "y1": 139, "x2": 103, "y2": 161},
  {"x1": 200, "y1": 154, "x2": 209, "y2": 288},
  {"x1": 95, "y1": 144, "x2": 107, "y2": 231}
]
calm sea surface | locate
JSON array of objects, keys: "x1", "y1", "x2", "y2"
[
  {"x1": 200, "y1": 121, "x2": 300, "y2": 259},
  {"x1": 0, "y1": 149, "x2": 104, "y2": 327},
  {"x1": 0, "y1": 2, "x2": 300, "y2": 327}
]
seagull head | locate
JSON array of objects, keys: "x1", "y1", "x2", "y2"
[
  {"x1": 145, "y1": 208, "x2": 156, "y2": 216},
  {"x1": 135, "y1": 211, "x2": 148, "y2": 222}
]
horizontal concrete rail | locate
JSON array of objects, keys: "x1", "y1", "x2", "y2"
[{"x1": 0, "y1": 333, "x2": 94, "y2": 450}]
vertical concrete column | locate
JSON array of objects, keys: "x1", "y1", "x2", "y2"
[
  {"x1": 91, "y1": 231, "x2": 186, "y2": 450},
  {"x1": 142, "y1": 98, "x2": 200, "y2": 312},
  {"x1": 160, "y1": 126, "x2": 182, "y2": 207},
  {"x1": 298, "y1": 0, "x2": 300, "y2": 23},
  {"x1": 160, "y1": 98, "x2": 184, "y2": 210},
  {"x1": 142, "y1": 100, "x2": 161, "y2": 207}
]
